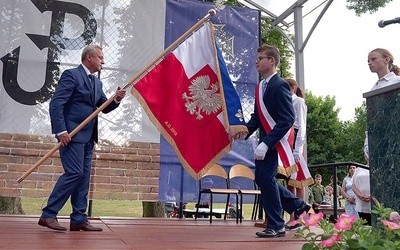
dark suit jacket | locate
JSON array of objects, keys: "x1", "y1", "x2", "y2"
[
  {"x1": 246, "y1": 74, "x2": 295, "y2": 150},
  {"x1": 49, "y1": 65, "x2": 119, "y2": 143}
]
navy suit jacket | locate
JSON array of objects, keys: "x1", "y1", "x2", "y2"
[
  {"x1": 49, "y1": 65, "x2": 119, "y2": 143},
  {"x1": 246, "y1": 74, "x2": 295, "y2": 151}
]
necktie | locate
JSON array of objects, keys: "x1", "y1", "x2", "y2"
[
  {"x1": 262, "y1": 79, "x2": 267, "y2": 95},
  {"x1": 89, "y1": 75, "x2": 95, "y2": 102}
]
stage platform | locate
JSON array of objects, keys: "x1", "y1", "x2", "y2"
[{"x1": 0, "y1": 215, "x2": 314, "y2": 249}]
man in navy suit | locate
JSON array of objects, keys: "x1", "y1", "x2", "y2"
[
  {"x1": 244, "y1": 45, "x2": 310, "y2": 238},
  {"x1": 38, "y1": 45, "x2": 126, "y2": 231}
]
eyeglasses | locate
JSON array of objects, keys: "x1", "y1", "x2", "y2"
[{"x1": 256, "y1": 56, "x2": 273, "y2": 63}]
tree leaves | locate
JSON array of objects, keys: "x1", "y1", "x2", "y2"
[{"x1": 346, "y1": 0, "x2": 392, "y2": 16}]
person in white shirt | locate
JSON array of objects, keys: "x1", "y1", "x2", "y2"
[
  {"x1": 285, "y1": 78, "x2": 313, "y2": 230},
  {"x1": 352, "y1": 167, "x2": 371, "y2": 225},
  {"x1": 341, "y1": 165, "x2": 359, "y2": 218},
  {"x1": 368, "y1": 48, "x2": 400, "y2": 91},
  {"x1": 364, "y1": 48, "x2": 400, "y2": 163},
  {"x1": 287, "y1": 78, "x2": 307, "y2": 166}
]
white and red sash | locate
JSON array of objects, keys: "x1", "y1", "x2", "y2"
[
  {"x1": 288, "y1": 153, "x2": 314, "y2": 188},
  {"x1": 255, "y1": 81, "x2": 298, "y2": 177}
]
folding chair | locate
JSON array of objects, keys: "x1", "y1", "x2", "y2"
[
  {"x1": 229, "y1": 164, "x2": 261, "y2": 223},
  {"x1": 195, "y1": 163, "x2": 239, "y2": 223}
]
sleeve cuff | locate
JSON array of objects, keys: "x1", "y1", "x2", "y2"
[{"x1": 56, "y1": 131, "x2": 67, "y2": 136}]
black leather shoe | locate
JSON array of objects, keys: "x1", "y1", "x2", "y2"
[
  {"x1": 285, "y1": 223, "x2": 303, "y2": 230},
  {"x1": 256, "y1": 228, "x2": 285, "y2": 238},
  {"x1": 70, "y1": 222, "x2": 103, "y2": 231},
  {"x1": 38, "y1": 217, "x2": 67, "y2": 231},
  {"x1": 295, "y1": 202, "x2": 311, "y2": 220}
]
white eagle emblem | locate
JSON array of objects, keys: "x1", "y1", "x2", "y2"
[
  {"x1": 235, "y1": 109, "x2": 244, "y2": 122},
  {"x1": 182, "y1": 75, "x2": 221, "y2": 120}
]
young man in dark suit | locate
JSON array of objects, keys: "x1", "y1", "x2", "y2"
[
  {"x1": 38, "y1": 45, "x2": 126, "y2": 231},
  {"x1": 243, "y1": 44, "x2": 310, "y2": 238}
]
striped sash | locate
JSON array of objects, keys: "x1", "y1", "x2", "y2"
[
  {"x1": 288, "y1": 154, "x2": 314, "y2": 188},
  {"x1": 255, "y1": 81, "x2": 298, "y2": 177}
]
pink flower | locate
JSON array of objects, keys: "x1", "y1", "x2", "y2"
[
  {"x1": 382, "y1": 220, "x2": 400, "y2": 230},
  {"x1": 294, "y1": 211, "x2": 308, "y2": 225},
  {"x1": 304, "y1": 212, "x2": 324, "y2": 226},
  {"x1": 389, "y1": 212, "x2": 400, "y2": 223},
  {"x1": 334, "y1": 214, "x2": 357, "y2": 231},
  {"x1": 321, "y1": 234, "x2": 340, "y2": 247},
  {"x1": 298, "y1": 211, "x2": 307, "y2": 219}
]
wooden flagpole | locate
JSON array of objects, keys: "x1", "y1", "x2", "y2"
[{"x1": 17, "y1": 9, "x2": 216, "y2": 183}]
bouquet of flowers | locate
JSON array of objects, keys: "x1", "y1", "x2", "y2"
[{"x1": 293, "y1": 198, "x2": 400, "y2": 249}]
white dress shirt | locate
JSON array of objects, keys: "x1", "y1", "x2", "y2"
[
  {"x1": 352, "y1": 167, "x2": 371, "y2": 213},
  {"x1": 371, "y1": 72, "x2": 400, "y2": 91},
  {"x1": 292, "y1": 94, "x2": 307, "y2": 152}
]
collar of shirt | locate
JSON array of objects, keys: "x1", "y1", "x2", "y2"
[
  {"x1": 81, "y1": 64, "x2": 91, "y2": 76},
  {"x1": 380, "y1": 72, "x2": 396, "y2": 82},
  {"x1": 263, "y1": 72, "x2": 277, "y2": 84},
  {"x1": 372, "y1": 72, "x2": 400, "y2": 90}
]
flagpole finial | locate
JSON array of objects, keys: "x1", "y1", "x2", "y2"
[{"x1": 208, "y1": 9, "x2": 216, "y2": 17}]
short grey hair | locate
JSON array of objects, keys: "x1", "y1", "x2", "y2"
[{"x1": 81, "y1": 45, "x2": 102, "y2": 62}]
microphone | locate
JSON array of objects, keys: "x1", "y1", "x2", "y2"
[{"x1": 378, "y1": 17, "x2": 400, "y2": 28}]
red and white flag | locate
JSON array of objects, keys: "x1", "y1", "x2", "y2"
[{"x1": 131, "y1": 22, "x2": 247, "y2": 179}]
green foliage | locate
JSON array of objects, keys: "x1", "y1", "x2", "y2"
[
  {"x1": 260, "y1": 20, "x2": 294, "y2": 78},
  {"x1": 336, "y1": 102, "x2": 367, "y2": 165},
  {"x1": 305, "y1": 93, "x2": 367, "y2": 183},
  {"x1": 20, "y1": 198, "x2": 257, "y2": 219},
  {"x1": 213, "y1": 0, "x2": 243, "y2": 7},
  {"x1": 346, "y1": 0, "x2": 393, "y2": 16},
  {"x1": 21, "y1": 197, "x2": 144, "y2": 217},
  {"x1": 306, "y1": 91, "x2": 342, "y2": 166}
]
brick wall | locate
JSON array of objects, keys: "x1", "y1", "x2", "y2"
[{"x1": 0, "y1": 133, "x2": 160, "y2": 201}]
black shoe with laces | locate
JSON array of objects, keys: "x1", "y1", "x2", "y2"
[
  {"x1": 285, "y1": 223, "x2": 303, "y2": 230},
  {"x1": 256, "y1": 228, "x2": 286, "y2": 238}
]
